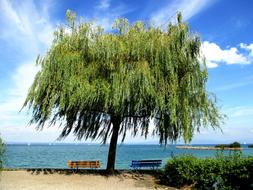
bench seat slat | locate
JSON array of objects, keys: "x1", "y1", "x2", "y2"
[{"x1": 68, "y1": 160, "x2": 100, "y2": 169}]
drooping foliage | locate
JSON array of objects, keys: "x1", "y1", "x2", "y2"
[{"x1": 24, "y1": 10, "x2": 223, "y2": 145}]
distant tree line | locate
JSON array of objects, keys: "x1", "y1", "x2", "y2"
[{"x1": 215, "y1": 141, "x2": 241, "y2": 149}]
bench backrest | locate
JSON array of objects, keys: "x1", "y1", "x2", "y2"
[
  {"x1": 131, "y1": 160, "x2": 162, "y2": 167},
  {"x1": 132, "y1": 160, "x2": 162, "y2": 164},
  {"x1": 68, "y1": 160, "x2": 100, "y2": 168}
]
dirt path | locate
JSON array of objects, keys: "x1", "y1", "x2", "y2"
[{"x1": 0, "y1": 170, "x2": 177, "y2": 190}]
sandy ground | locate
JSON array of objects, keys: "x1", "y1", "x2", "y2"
[{"x1": 0, "y1": 170, "x2": 177, "y2": 190}]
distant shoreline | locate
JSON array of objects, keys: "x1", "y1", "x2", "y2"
[{"x1": 176, "y1": 146, "x2": 243, "y2": 150}]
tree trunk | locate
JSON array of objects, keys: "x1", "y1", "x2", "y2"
[{"x1": 106, "y1": 116, "x2": 121, "y2": 174}]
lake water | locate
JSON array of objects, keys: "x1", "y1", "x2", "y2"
[{"x1": 3, "y1": 144, "x2": 253, "y2": 169}]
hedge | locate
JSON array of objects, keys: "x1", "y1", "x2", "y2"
[{"x1": 161, "y1": 152, "x2": 253, "y2": 190}]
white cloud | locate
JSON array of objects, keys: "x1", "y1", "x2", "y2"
[
  {"x1": 227, "y1": 106, "x2": 253, "y2": 118},
  {"x1": 0, "y1": 61, "x2": 40, "y2": 130},
  {"x1": 192, "y1": 127, "x2": 251, "y2": 144},
  {"x1": 96, "y1": 0, "x2": 111, "y2": 10},
  {"x1": 215, "y1": 80, "x2": 253, "y2": 92},
  {"x1": 189, "y1": 103, "x2": 253, "y2": 144},
  {"x1": 90, "y1": 1, "x2": 134, "y2": 31},
  {"x1": 0, "y1": 0, "x2": 54, "y2": 94},
  {"x1": 0, "y1": 0, "x2": 134, "y2": 143},
  {"x1": 240, "y1": 43, "x2": 253, "y2": 57},
  {"x1": 0, "y1": 0, "x2": 54, "y2": 54},
  {"x1": 0, "y1": 0, "x2": 54, "y2": 142},
  {"x1": 0, "y1": 123, "x2": 66, "y2": 143},
  {"x1": 93, "y1": 17, "x2": 114, "y2": 31},
  {"x1": 1, "y1": 1, "x2": 252, "y2": 144},
  {"x1": 206, "y1": 61, "x2": 218, "y2": 68},
  {"x1": 151, "y1": 0, "x2": 212, "y2": 26},
  {"x1": 0, "y1": 0, "x2": 24, "y2": 31},
  {"x1": 201, "y1": 41, "x2": 250, "y2": 68},
  {"x1": 10, "y1": 62, "x2": 39, "y2": 98}
]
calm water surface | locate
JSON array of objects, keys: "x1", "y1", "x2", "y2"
[{"x1": 3, "y1": 144, "x2": 253, "y2": 169}]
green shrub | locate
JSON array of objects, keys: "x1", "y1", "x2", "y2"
[
  {"x1": 162, "y1": 152, "x2": 253, "y2": 189},
  {"x1": 0, "y1": 137, "x2": 3, "y2": 169},
  {"x1": 162, "y1": 154, "x2": 197, "y2": 187}
]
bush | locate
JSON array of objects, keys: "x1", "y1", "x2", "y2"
[
  {"x1": 0, "y1": 137, "x2": 3, "y2": 169},
  {"x1": 161, "y1": 152, "x2": 253, "y2": 189}
]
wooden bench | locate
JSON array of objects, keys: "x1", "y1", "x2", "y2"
[
  {"x1": 67, "y1": 160, "x2": 100, "y2": 170},
  {"x1": 130, "y1": 160, "x2": 162, "y2": 169}
]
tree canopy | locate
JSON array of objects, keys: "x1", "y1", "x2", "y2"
[{"x1": 24, "y1": 11, "x2": 223, "y2": 172}]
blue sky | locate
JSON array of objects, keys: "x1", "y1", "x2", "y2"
[{"x1": 1, "y1": 0, "x2": 253, "y2": 144}]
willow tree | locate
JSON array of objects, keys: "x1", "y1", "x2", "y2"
[{"x1": 24, "y1": 11, "x2": 223, "y2": 173}]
